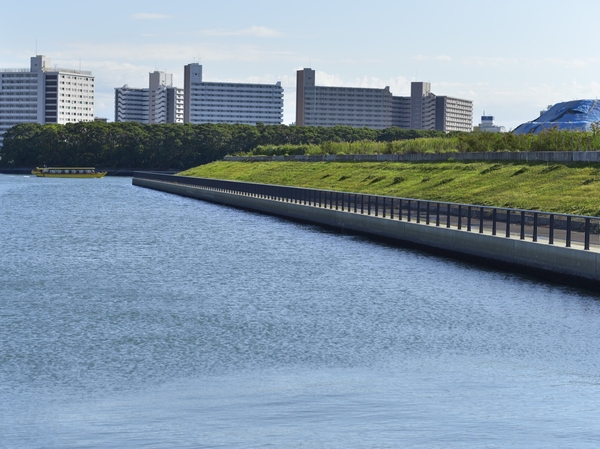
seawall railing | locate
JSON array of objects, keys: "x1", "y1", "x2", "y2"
[{"x1": 134, "y1": 171, "x2": 600, "y2": 252}]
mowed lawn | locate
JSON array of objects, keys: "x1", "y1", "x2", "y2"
[{"x1": 179, "y1": 161, "x2": 600, "y2": 216}]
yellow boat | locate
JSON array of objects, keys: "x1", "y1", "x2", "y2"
[{"x1": 31, "y1": 167, "x2": 107, "y2": 178}]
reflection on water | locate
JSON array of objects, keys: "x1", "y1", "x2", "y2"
[{"x1": 1, "y1": 175, "x2": 600, "y2": 448}]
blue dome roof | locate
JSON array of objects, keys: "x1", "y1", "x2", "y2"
[{"x1": 513, "y1": 100, "x2": 600, "y2": 134}]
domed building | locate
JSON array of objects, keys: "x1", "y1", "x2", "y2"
[{"x1": 513, "y1": 99, "x2": 600, "y2": 134}]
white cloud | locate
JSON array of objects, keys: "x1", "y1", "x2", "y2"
[
  {"x1": 461, "y1": 56, "x2": 519, "y2": 67},
  {"x1": 413, "y1": 55, "x2": 452, "y2": 62},
  {"x1": 198, "y1": 26, "x2": 283, "y2": 38},
  {"x1": 131, "y1": 13, "x2": 174, "y2": 20}
]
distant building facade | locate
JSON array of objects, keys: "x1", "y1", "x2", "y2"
[
  {"x1": 296, "y1": 68, "x2": 392, "y2": 128},
  {"x1": 476, "y1": 114, "x2": 506, "y2": 133},
  {"x1": 0, "y1": 55, "x2": 95, "y2": 146},
  {"x1": 115, "y1": 86, "x2": 149, "y2": 123},
  {"x1": 114, "y1": 71, "x2": 183, "y2": 124},
  {"x1": 295, "y1": 69, "x2": 473, "y2": 132},
  {"x1": 393, "y1": 81, "x2": 473, "y2": 132},
  {"x1": 184, "y1": 63, "x2": 283, "y2": 125}
]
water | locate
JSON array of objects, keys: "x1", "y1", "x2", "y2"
[{"x1": 2, "y1": 175, "x2": 600, "y2": 448}]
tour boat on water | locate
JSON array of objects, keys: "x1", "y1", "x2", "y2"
[{"x1": 31, "y1": 167, "x2": 107, "y2": 178}]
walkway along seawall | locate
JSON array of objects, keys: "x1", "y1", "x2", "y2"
[{"x1": 133, "y1": 172, "x2": 600, "y2": 288}]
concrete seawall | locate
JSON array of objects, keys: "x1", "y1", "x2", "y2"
[
  {"x1": 133, "y1": 177, "x2": 600, "y2": 288},
  {"x1": 225, "y1": 151, "x2": 600, "y2": 163}
]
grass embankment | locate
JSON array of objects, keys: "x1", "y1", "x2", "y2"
[{"x1": 179, "y1": 161, "x2": 600, "y2": 216}]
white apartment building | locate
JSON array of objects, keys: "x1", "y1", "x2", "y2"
[
  {"x1": 184, "y1": 63, "x2": 283, "y2": 125},
  {"x1": 296, "y1": 69, "x2": 392, "y2": 129},
  {"x1": 434, "y1": 96, "x2": 473, "y2": 132},
  {"x1": 295, "y1": 70, "x2": 473, "y2": 132},
  {"x1": 115, "y1": 71, "x2": 183, "y2": 124},
  {"x1": 0, "y1": 55, "x2": 94, "y2": 146}
]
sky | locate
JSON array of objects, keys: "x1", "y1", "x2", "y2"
[{"x1": 3, "y1": 0, "x2": 600, "y2": 130}]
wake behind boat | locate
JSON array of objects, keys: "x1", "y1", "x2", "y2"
[{"x1": 32, "y1": 167, "x2": 107, "y2": 178}]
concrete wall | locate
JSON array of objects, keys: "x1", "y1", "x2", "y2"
[
  {"x1": 133, "y1": 178, "x2": 600, "y2": 287},
  {"x1": 225, "y1": 151, "x2": 600, "y2": 163}
]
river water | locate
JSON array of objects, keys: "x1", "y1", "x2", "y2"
[{"x1": 2, "y1": 175, "x2": 600, "y2": 448}]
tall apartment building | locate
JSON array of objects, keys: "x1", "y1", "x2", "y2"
[
  {"x1": 184, "y1": 63, "x2": 283, "y2": 125},
  {"x1": 296, "y1": 69, "x2": 392, "y2": 129},
  {"x1": 0, "y1": 55, "x2": 95, "y2": 146},
  {"x1": 295, "y1": 69, "x2": 473, "y2": 132},
  {"x1": 115, "y1": 86, "x2": 149, "y2": 123},
  {"x1": 393, "y1": 81, "x2": 473, "y2": 132},
  {"x1": 114, "y1": 71, "x2": 183, "y2": 124}
]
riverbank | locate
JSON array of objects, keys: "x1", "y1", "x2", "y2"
[
  {"x1": 133, "y1": 173, "x2": 600, "y2": 289},
  {"x1": 179, "y1": 160, "x2": 600, "y2": 216}
]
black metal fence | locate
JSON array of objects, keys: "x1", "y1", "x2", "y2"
[{"x1": 134, "y1": 172, "x2": 600, "y2": 251}]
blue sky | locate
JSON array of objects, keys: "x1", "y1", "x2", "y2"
[{"x1": 3, "y1": 0, "x2": 600, "y2": 129}]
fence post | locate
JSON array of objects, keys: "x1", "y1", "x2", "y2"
[
  {"x1": 390, "y1": 198, "x2": 394, "y2": 219},
  {"x1": 520, "y1": 211, "x2": 525, "y2": 240},
  {"x1": 426, "y1": 202, "x2": 430, "y2": 225},
  {"x1": 492, "y1": 209, "x2": 497, "y2": 236},
  {"x1": 361, "y1": 195, "x2": 364, "y2": 214},
  {"x1": 399, "y1": 199, "x2": 403, "y2": 221},
  {"x1": 505, "y1": 210, "x2": 511, "y2": 238},
  {"x1": 479, "y1": 207, "x2": 484, "y2": 233},
  {"x1": 566, "y1": 216, "x2": 572, "y2": 247},
  {"x1": 375, "y1": 196, "x2": 378, "y2": 217},
  {"x1": 446, "y1": 203, "x2": 451, "y2": 228},
  {"x1": 532, "y1": 213, "x2": 538, "y2": 242},
  {"x1": 407, "y1": 200, "x2": 412, "y2": 222},
  {"x1": 354, "y1": 194, "x2": 358, "y2": 213},
  {"x1": 368, "y1": 196, "x2": 371, "y2": 215},
  {"x1": 383, "y1": 197, "x2": 386, "y2": 218},
  {"x1": 549, "y1": 214, "x2": 554, "y2": 245},
  {"x1": 458, "y1": 205, "x2": 462, "y2": 230},
  {"x1": 467, "y1": 206, "x2": 472, "y2": 232},
  {"x1": 416, "y1": 201, "x2": 421, "y2": 224},
  {"x1": 585, "y1": 217, "x2": 591, "y2": 250}
]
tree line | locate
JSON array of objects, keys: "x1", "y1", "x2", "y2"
[
  {"x1": 244, "y1": 128, "x2": 600, "y2": 156},
  {"x1": 0, "y1": 122, "x2": 448, "y2": 169}
]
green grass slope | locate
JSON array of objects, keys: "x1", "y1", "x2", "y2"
[{"x1": 179, "y1": 161, "x2": 600, "y2": 216}]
